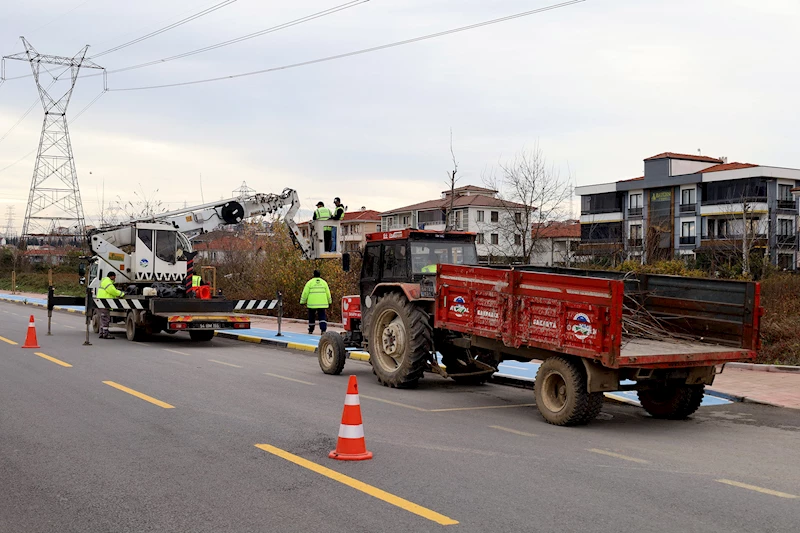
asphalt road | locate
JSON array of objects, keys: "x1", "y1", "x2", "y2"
[{"x1": 1, "y1": 301, "x2": 799, "y2": 533}]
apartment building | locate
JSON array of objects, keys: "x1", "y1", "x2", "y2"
[
  {"x1": 575, "y1": 152, "x2": 800, "y2": 270},
  {"x1": 380, "y1": 185, "x2": 531, "y2": 261},
  {"x1": 530, "y1": 220, "x2": 580, "y2": 266}
]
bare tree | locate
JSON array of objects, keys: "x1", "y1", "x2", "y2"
[
  {"x1": 482, "y1": 143, "x2": 573, "y2": 263},
  {"x1": 444, "y1": 129, "x2": 460, "y2": 232},
  {"x1": 704, "y1": 193, "x2": 766, "y2": 278},
  {"x1": 115, "y1": 185, "x2": 167, "y2": 221}
]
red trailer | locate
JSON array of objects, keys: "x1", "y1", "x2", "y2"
[{"x1": 318, "y1": 230, "x2": 762, "y2": 426}]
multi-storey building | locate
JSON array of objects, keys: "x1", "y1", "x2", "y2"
[
  {"x1": 575, "y1": 152, "x2": 800, "y2": 270},
  {"x1": 380, "y1": 185, "x2": 531, "y2": 261}
]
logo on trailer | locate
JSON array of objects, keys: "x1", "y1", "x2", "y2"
[
  {"x1": 139, "y1": 258, "x2": 149, "y2": 268},
  {"x1": 450, "y1": 296, "x2": 468, "y2": 317},
  {"x1": 571, "y1": 313, "x2": 593, "y2": 340}
]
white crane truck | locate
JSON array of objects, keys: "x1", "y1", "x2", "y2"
[{"x1": 82, "y1": 188, "x2": 338, "y2": 341}]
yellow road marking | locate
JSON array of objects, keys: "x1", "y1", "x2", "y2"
[
  {"x1": 0, "y1": 335, "x2": 18, "y2": 345},
  {"x1": 34, "y1": 352, "x2": 72, "y2": 368},
  {"x1": 238, "y1": 335, "x2": 263, "y2": 343},
  {"x1": 587, "y1": 448, "x2": 649, "y2": 464},
  {"x1": 428, "y1": 403, "x2": 536, "y2": 412},
  {"x1": 716, "y1": 479, "x2": 799, "y2": 499},
  {"x1": 489, "y1": 425, "x2": 537, "y2": 437},
  {"x1": 360, "y1": 395, "x2": 428, "y2": 412},
  {"x1": 102, "y1": 381, "x2": 175, "y2": 409},
  {"x1": 286, "y1": 342, "x2": 316, "y2": 352},
  {"x1": 263, "y1": 372, "x2": 314, "y2": 385},
  {"x1": 350, "y1": 351, "x2": 370, "y2": 361},
  {"x1": 164, "y1": 349, "x2": 191, "y2": 356},
  {"x1": 209, "y1": 359, "x2": 243, "y2": 368},
  {"x1": 255, "y1": 443, "x2": 458, "y2": 525}
]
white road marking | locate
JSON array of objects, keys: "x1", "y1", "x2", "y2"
[{"x1": 209, "y1": 359, "x2": 243, "y2": 368}]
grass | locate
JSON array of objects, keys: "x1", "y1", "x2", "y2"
[{"x1": 0, "y1": 272, "x2": 85, "y2": 297}]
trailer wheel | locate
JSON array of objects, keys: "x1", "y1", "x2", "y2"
[
  {"x1": 189, "y1": 330, "x2": 215, "y2": 342},
  {"x1": 368, "y1": 292, "x2": 432, "y2": 388},
  {"x1": 638, "y1": 384, "x2": 705, "y2": 419},
  {"x1": 91, "y1": 311, "x2": 100, "y2": 334},
  {"x1": 318, "y1": 332, "x2": 347, "y2": 375},
  {"x1": 125, "y1": 312, "x2": 146, "y2": 342},
  {"x1": 534, "y1": 356, "x2": 603, "y2": 426}
]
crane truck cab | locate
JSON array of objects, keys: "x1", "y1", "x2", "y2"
[{"x1": 318, "y1": 229, "x2": 489, "y2": 387}]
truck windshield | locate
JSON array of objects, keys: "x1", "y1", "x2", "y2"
[{"x1": 411, "y1": 241, "x2": 477, "y2": 273}]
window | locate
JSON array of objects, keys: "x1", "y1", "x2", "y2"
[
  {"x1": 630, "y1": 224, "x2": 643, "y2": 240},
  {"x1": 477, "y1": 210, "x2": 485, "y2": 223},
  {"x1": 491, "y1": 233, "x2": 499, "y2": 245},
  {"x1": 155, "y1": 230, "x2": 177, "y2": 263},
  {"x1": 681, "y1": 188, "x2": 695, "y2": 205},
  {"x1": 362, "y1": 245, "x2": 380, "y2": 280},
  {"x1": 401, "y1": 215, "x2": 410, "y2": 227},
  {"x1": 681, "y1": 221, "x2": 696, "y2": 237},
  {"x1": 582, "y1": 192, "x2": 623, "y2": 214},
  {"x1": 629, "y1": 194, "x2": 643, "y2": 209},
  {"x1": 137, "y1": 229, "x2": 153, "y2": 251},
  {"x1": 581, "y1": 222, "x2": 623, "y2": 242},
  {"x1": 514, "y1": 234, "x2": 522, "y2": 245},
  {"x1": 515, "y1": 212, "x2": 522, "y2": 224},
  {"x1": 382, "y1": 243, "x2": 408, "y2": 279},
  {"x1": 410, "y1": 241, "x2": 478, "y2": 273},
  {"x1": 779, "y1": 184, "x2": 792, "y2": 201},
  {"x1": 418, "y1": 210, "x2": 445, "y2": 226},
  {"x1": 778, "y1": 219, "x2": 793, "y2": 235},
  {"x1": 476, "y1": 233, "x2": 485, "y2": 244},
  {"x1": 701, "y1": 178, "x2": 767, "y2": 205},
  {"x1": 491, "y1": 211, "x2": 499, "y2": 223}
]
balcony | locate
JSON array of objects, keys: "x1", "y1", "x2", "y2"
[
  {"x1": 628, "y1": 238, "x2": 643, "y2": 248},
  {"x1": 777, "y1": 234, "x2": 798, "y2": 247},
  {"x1": 778, "y1": 200, "x2": 797, "y2": 210},
  {"x1": 680, "y1": 236, "x2": 697, "y2": 246},
  {"x1": 679, "y1": 204, "x2": 696, "y2": 214},
  {"x1": 627, "y1": 207, "x2": 643, "y2": 217}
]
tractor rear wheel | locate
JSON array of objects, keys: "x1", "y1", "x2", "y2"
[{"x1": 368, "y1": 292, "x2": 432, "y2": 388}]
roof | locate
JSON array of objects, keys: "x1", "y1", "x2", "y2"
[
  {"x1": 617, "y1": 176, "x2": 644, "y2": 183},
  {"x1": 699, "y1": 162, "x2": 759, "y2": 173},
  {"x1": 532, "y1": 220, "x2": 580, "y2": 239},
  {"x1": 644, "y1": 152, "x2": 723, "y2": 164},
  {"x1": 441, "y1": 184, "x2": 497, "y2": 195},
  {"x1": 342, "y1": 209, "x2": 381, "y2": 221},
  {"x1": 381, "y1": 194, "x2": 529, "y2": 216}
]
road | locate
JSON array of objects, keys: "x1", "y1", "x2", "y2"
[{"x1": 1, "y1": 300, "x2": 798, "y2": 533}]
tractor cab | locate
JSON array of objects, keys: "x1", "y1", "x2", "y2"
[{"x1": 360, "y1": 229, "x2": 477, "y2": 303}]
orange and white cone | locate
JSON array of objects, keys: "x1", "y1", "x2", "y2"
[
  {"x1": 329, "y1": 375, "x2": 373, "y2": 461},
  {"x1": 21, "y1": 315, "x2": 40, "y2": 349}
]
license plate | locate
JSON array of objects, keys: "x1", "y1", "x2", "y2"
[{"x1": 194, "y1": 323, "x2": 223, "y2": 329}]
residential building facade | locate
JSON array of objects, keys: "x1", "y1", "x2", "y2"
[
  {"x1": 530, "y1": 220, "x2": 581, "y2": 266},
  {"x1": 575, "y1": 152, "x2": 800, "y2": 270},
  {"x1": 380, "y1": 185, "x2": 532, "y2": 261}
]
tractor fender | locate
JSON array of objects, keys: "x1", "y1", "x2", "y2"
[{"x1": 369, "y1": 283, "x2": 428, "y2": 304}]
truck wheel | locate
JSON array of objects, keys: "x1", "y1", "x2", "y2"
[
  {"x1": 189, "y1": 330, "x2": 215, "y2": 342},
  {"x1": 91, "y1": 311, "x2": 100, "y2": 334},
  {"x1": 368, "y1": 292, "x2": 432, "y2": 388},
  {"x1": 638, "y1": 384, "x2": 705, "y2": 419},
  {"x1": 440, "y1": 346, "x2": 497, "y2": 385},
  {"x1": 125, "y1": 312, "x2": 145, "y2": 342},
  {"x1": 318, "y1": 332, "x2": 347, "y2": 375},
  {"x1": 534, "y1": 356, "x2": 603, "y2": 426}
]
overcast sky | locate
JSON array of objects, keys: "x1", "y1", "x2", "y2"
[{"x1": 1, "y1": 0, "x2": 798, "y2": 232}]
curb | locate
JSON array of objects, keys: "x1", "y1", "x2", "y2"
[
  {"x1": 213, "y1": 330, "x2": 371, "y2": 361},
  {"x1": 706, "y1": 388, "x2": 792, "y2": 409},
  {"x1": 0, "y1": 295, "x2": 85, "y2": 315},
  {"x1": 725, "y1": 362, "x2": 800, "y2": 374}
]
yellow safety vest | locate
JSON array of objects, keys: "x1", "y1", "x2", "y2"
[
  {"x1": 97, "y1": 277, "x2": 123, "y2": 299},
  {"x1": 192, "y1": 275, "x2": 202, "y2": 287}
]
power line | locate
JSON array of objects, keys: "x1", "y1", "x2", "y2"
[
  {"x1": 109, "y1": 0, "x2": 587, "y2": 92},
  {"x1": 100, "y1": 0, "x2": 369, "y2": 76},
  {"x1": 90, "y1": 0, "x2": 238, "y2": 58},
  {"x1": 0, "y1": 67, "x2": 70, "y2": 145}
]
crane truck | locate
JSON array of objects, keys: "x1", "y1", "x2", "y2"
[
  {"x1": 82, "y1": 188, "x2": 338, "y2": 341},
  {"x1": 317, "y1": 229, "x2": 762, "y2": 426}
]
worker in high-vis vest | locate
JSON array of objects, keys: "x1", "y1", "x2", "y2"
[
  {"x1": 313, "y1": 201, "x2": 333, "y2": 252},
  {"x1": 97, "y1": 272, "x2": 124, "y2": 339},
  {"x1": 192, "y1": 274, "x2": 203, "y2": 287},
  {"x1": 300, "y1": 269, "x2": 332, "y2": 334}
]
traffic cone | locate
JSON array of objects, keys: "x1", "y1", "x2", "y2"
[
  {"x1": 21, "y1": 315, "x2": 40, "y2": 349},
  {"x1": 329, "y1": 375, "x2": 373, "y2": 461}
]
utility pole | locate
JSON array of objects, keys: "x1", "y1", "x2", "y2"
[
  {"x1": 3, "y1": 206, "x2": 14, "y2": 240},
  {"x1": 2, "y1": 37, "x2": 105, "y2": 249}
]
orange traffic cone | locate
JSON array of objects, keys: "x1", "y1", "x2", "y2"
[
  {"x1": 329, "y1": 375, "x2": 373, "y2": 461},
  {"x1": 21, "y1": 315, "x2": 40, "y2": 349}
]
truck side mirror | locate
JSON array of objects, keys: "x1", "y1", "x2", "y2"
[{"x1": 342, "y1": 253, "x2": 351, "y2": 272}]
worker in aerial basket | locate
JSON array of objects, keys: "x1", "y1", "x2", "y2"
[
  {"x1": 313, "y1": 201, "x2": 333, "y2": 252},
  {"x1": 96, "y1": 272, "x2": 124, "y2": 339},
  {"x1": 300, "y1": 269, "x2": 332, "y2": 334}
]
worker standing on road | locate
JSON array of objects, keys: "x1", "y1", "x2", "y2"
[
  {"x1": 330, "y1": 197, "x2": 346, "y2": 252},
  {"x1": 313, "y1": 201, "x2": 333, "y2": 252},
  {"x1": 96, "y1": 272, "x2": 124, "y2": 339},
  {"x1": 300, "y1": 269, "x2": 332, "y2": 334}
]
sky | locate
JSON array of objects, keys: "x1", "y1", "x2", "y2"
[{"x1": 1, "y1": 0, "x2": 799, "y2": 233}]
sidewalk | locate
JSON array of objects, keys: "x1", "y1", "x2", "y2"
[{"x1": 2, "y1": 290, "x2": 799, "y2": 410}]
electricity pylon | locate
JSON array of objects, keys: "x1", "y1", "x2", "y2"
[{"x1": 2, "y1": 37, "x2": 105, "y2": 248}]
